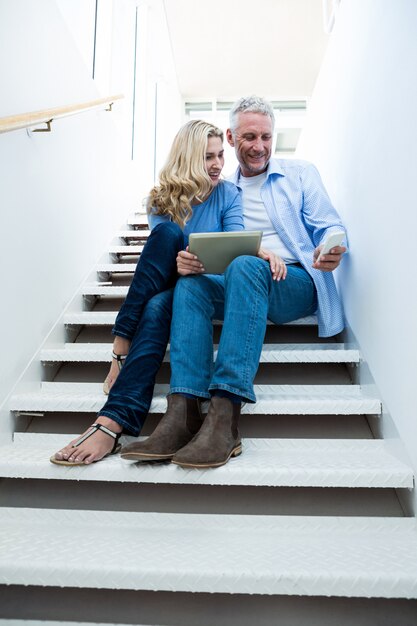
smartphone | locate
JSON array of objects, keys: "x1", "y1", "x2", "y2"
[{"x1": 317, "y1": 231, "x2": 345, "y2": 261}]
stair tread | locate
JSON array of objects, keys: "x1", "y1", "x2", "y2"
[
  {"x1": 126, "y1": 212, "x2": 149, "y2": 226},
  {"x1": 96, "y1": 263, "x2": 138, "y2": 272},
  {"x1": 65, "y1": 311, "x2": 118, "y2": 324},
  {"x1": 107, "y1": 245, "x2": 144, "y2": 255},
  {"x1": 1, "y1": 436, "x2": 412, "y2": 487},
  {"x1": 64, "y1": 311, "x2": 318, "y2": 326},
  {"x1": 1, "y1": 507, "x2": 417, "y2": 597},
  {"x1": 116, "y1": 229, "x2": 151, "y2": 238},
  {"x1": 82, "y1": 284, "x2": 131, "y2": 295},
  {"x1": 0, "y1": 622, "x2": 146, "y2": 626},
  {"x1": 40, "y1": 343, "x2": 360, "y2": 363},
  {"x1": 10, "y1": 382, "x2": 381, "y2": 415}
]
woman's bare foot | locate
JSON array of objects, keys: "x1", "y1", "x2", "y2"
[
  {"x1": 103, "y1": 336, "x2": 131, "y2": 394},
  {"x1": 50, "y1": 416, "x2": 123, "y2": 465}
]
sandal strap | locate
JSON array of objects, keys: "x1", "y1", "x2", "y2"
[
  {"x1": 112, "y1": 351, "x2": 127, "y2": 371},
  {"x1": 72, "y1": 423, "x2": 121, "y2": 449}
]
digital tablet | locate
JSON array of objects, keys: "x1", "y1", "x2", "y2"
[{"x1": 188, "y1": 230, "x2": 262, "y2": 274}]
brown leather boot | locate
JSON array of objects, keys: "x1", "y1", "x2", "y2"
[
  {"x1": 171, "y1": 395, "x2": 242, "y2": 469},
  {"x1": 120, "y1": 394, "x2": 203, "y2": 461}
]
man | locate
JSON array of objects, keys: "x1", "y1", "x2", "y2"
[{"x1": 121, "y1": 96, "x2": 347, "y2": 469}]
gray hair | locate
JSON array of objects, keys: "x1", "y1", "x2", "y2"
[{"x1": 229, "y1": 96, "x2": 275, "y2": 134}]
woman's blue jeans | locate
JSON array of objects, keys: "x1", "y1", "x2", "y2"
[
  {"x1": 170, "y1": 256, "x2": 317, "y2": 404},
  {"x1": 99, "y1": 221, "x2": 184, "y2": 435}
]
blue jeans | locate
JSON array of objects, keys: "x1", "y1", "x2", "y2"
[
  {"x1": 170, "y1": 256, "x2": 317, "y2": 404},
  {"x1": 99, "y1": 222, "x2": 184, "y2": 435},
  {"x1": 112, "y1": 221, "x2": 183, "y2": 340}
]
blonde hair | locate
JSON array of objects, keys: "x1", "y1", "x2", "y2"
[{"x1": 147, "y1": 120, "x2": 223, "y2": 227}]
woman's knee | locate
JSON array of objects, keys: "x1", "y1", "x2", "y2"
[
  {"x1": 141, "y1": 290, "x2": 173, "y2": 326},
  {"x1": 151, "y1": 221, "x2": 183, "y2": 246}
]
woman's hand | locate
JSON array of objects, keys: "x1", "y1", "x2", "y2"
[
  {"x1": 257, "y1": 247, "x2": 287, "y2": 281},
  {"x1": 176, "y1": 247, "x2": 205, "y2": 276}
]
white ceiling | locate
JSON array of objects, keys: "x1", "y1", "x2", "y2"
[{"x1": 163, "y1": 0, "x2": 329, "y2": 101}]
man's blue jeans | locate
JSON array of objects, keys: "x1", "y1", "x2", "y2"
[
  {"x1": 99, "y1": 222, "x2": 184, "y2": 435},
  {"x1": 170, "y1": 256, "x2": 317, "y2": 403}
]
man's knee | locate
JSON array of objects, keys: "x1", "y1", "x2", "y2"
[
  {"x1": 226, "y1": 255, "x2": 271, "y2": 282},
  {"x1": 175, "y1": 275, "x2": 205, "y2": 301},
  {"x1": 174, "y1": 275, "x2": 219, "y2": 315}
]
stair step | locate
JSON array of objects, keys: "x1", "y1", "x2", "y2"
[
  {"x1": 0, "y1": 623, "x2": 136, "y2": 626},
  {"x1": 116, "y1": 229, "x2": 151, "y2": 240},
  {"x1": 40, "y1": 343, "x2": 360, "y2": 364},
  {"x1": 10, "y1": 382, "x2": 381, "y2": 415},
  {"x1": 127, "y1": 212, "x2": 149, "y2": 227},
  {"x1": 1, "y1": 508, "x2": 416, "y2": 597},
  {"x1": 107, "y1": 245, "x2": 144, "y2": 255},
  {"x1": 81, "y1": 285, "x2": 336, "y2": 305},
  {"x1": 1, "y1": 435, "x2": 412, "y2": 488},
  {"x1": 65, "y1": 311, "x2": 117, "y2": 325},
  {"x1": 96, "y1": 263, "x2": 138, "y2": 273},
  {"x1": 82, "y1": 284, "x2": 130, "y2": 296},
  {"x1": 64, "y1": 311, "x2": 318, "y2": 326}
]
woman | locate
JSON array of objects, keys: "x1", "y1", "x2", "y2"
[{"x1": 50, "y1": 120, "x2": 244, "y2": 465}]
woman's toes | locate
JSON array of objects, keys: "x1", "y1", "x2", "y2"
[
  {"x1": 71, "y1": 448, "x2": 91, "y2": 464},
  {"x1": 54, "y1": 447, "x2": 71, "y2": 461},
  {"x1": 67, "y1": 454, "x2": 81, "y2": 464},
  {"x1": 51, "y1": 426, "x2": 118, "y2": 465}
]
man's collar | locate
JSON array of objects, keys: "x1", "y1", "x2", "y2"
[
  {"x1": 267, "y1": 159, "x2": 285, "y2": 176},
  {"x1": 232, "y1": 159, "x2": 285, "y2": 187}
]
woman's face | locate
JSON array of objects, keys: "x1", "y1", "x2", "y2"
[{"x1": 205, "y1": 136, "x2": 225, "y2": 186}]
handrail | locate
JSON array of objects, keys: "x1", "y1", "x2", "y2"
[{"x1": 0, "y1": 94, "x2": 124, "y2": 135}]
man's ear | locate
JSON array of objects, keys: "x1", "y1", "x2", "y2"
[{"x1": 226, "y1": 128, "x2": 234, "y2": 147}]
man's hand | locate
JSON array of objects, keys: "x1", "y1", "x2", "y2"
[
  {"x1": 258, "y1": 248, "x2": 287, "y2": 281},
  {"x1": 312, "y1": 245, "x2": 346, "y2": 272},
  {"x1": 177, "y1": 247, "x2": 205, "y2": 276}
]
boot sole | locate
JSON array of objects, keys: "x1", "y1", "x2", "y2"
[
  {"x1": 120, "y1": 451, "x2": 175, "y2": 461},
  {"x1": 171, "y1": 443, "x2": 242, "y2": 469}
]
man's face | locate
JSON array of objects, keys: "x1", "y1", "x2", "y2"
[{"x1": 227, "y1": 112, "x2": 273, "y2": 177}]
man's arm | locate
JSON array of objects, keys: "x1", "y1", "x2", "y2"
[{"x1": 300, "y1": 163, "x2": 347, "y2": 272}]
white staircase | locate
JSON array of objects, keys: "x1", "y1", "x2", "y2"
[{"x1": 1, "y1": 211, "x2": 417, "y2": 625}]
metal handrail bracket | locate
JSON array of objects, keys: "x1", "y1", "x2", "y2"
[{"x1": 0, "y1": 94, "x2": 124, "y2": 135}]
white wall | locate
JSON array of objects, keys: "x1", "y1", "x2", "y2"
[
  {"x1": 297, "y1": 1, "x2": 417, "y2": 473},
  {"x1": 0, "y1": 0, "x2": 181, "y2": 429},
  {"x1": 144, "y1": 1, "x2": 184, "y2": 184}
]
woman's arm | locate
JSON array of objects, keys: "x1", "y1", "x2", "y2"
[{"x1": 148, "y1": 211, "x2": 170, "y2": 231}]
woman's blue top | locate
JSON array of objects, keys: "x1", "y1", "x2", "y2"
[{"x1": 148, "y1": 180, "x2": 244, "y2": 245}]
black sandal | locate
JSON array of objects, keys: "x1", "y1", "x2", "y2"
[{"x1": 50, "y1": 423, "x2": 122, "y2": 466}]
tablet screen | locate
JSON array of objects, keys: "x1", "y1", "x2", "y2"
[{"x1": 188, "y1": 231, "x2": 262, "y2": 274}]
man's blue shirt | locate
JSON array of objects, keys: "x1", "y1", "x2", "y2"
[{"x1": 230, "y1": 158, "x2": 346, "y2": 337}]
